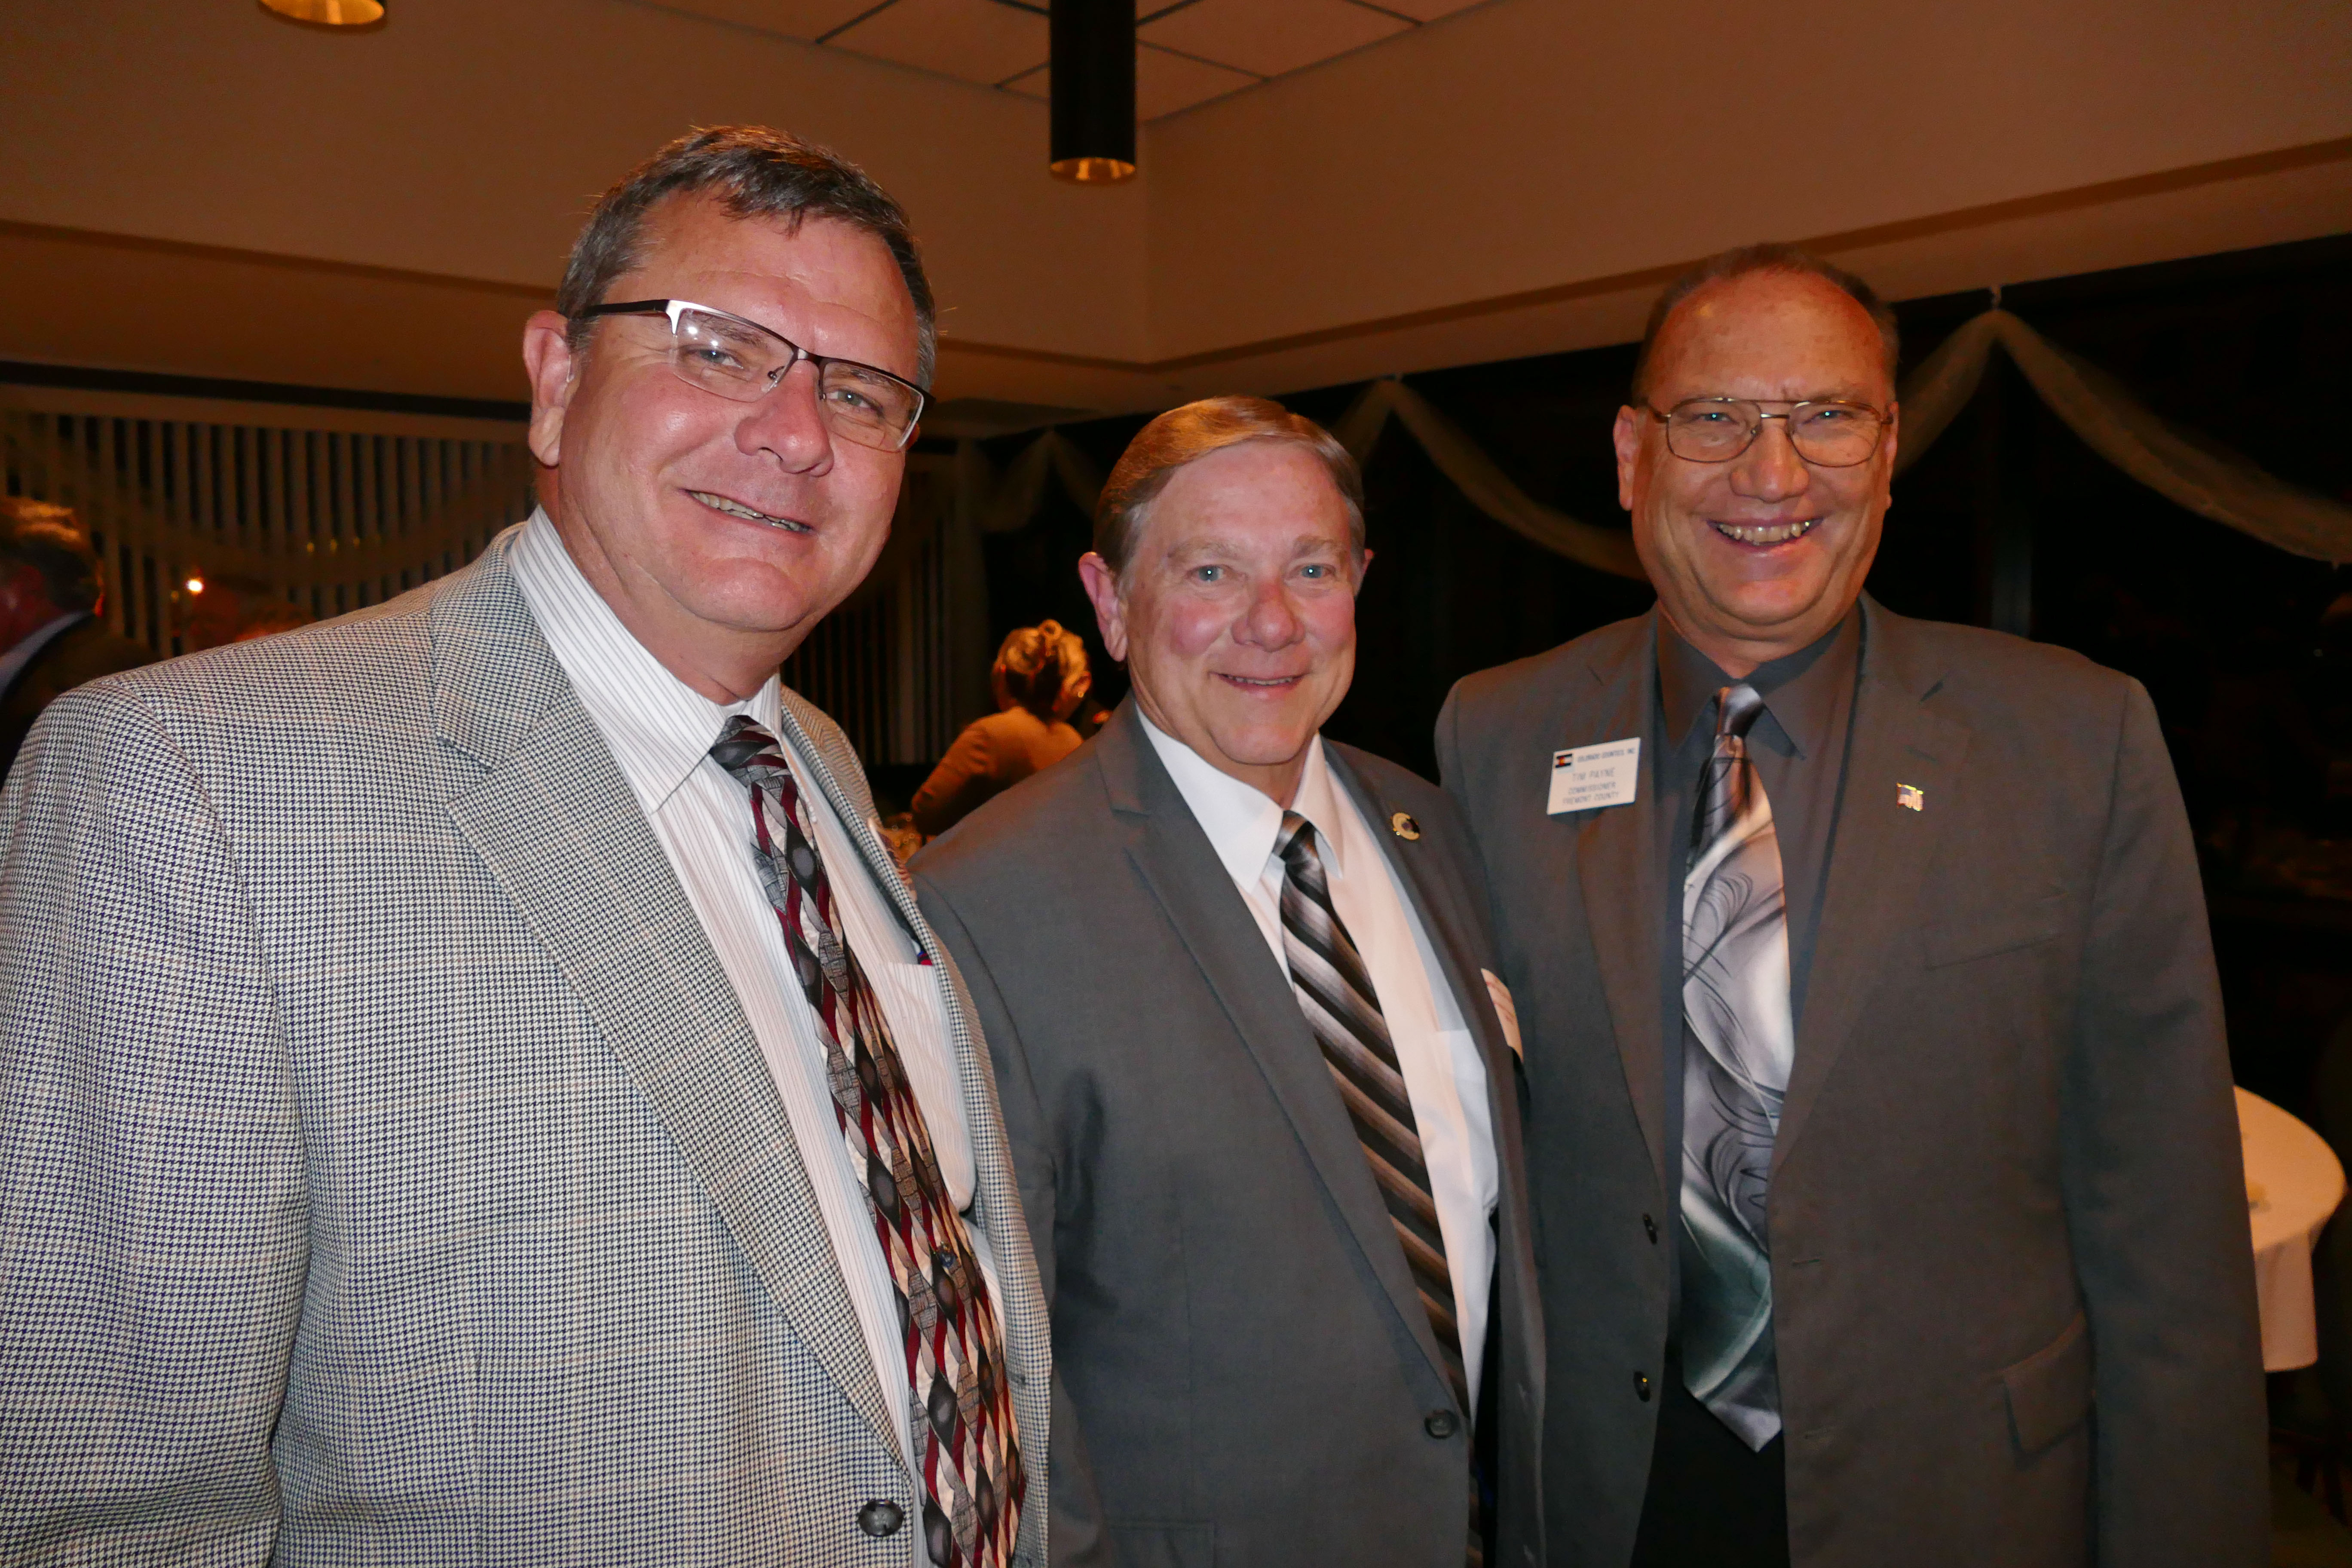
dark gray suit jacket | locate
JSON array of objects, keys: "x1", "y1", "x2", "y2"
[
  {"x1": 913, "y1": 703, "x2": 1544, "y2": 1568},
  {"x1": 1436, "y1": 597, "x2": 2266, "y2": 1568}
]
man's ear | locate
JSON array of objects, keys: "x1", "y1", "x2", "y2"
[
  {"x1": 1077, "y1": 551, "x2": 1129, "y2": 663},
  {"x1": 1613, "y1": 405, "x2": 1644, "y2": 512},
  {"x1": 522, "y1": 310, "x2": 578, "y2": 471}
]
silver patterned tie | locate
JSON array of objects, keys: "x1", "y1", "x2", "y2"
[{"x1": 1678, "y1": 683, "x2": 1793, "y2": 1450}]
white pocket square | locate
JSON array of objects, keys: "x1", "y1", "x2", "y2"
[{"x1": 1481, "y1": 969, "x2": 1523, "y2": 1061}]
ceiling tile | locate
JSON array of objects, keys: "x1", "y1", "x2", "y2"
[
  {"x1": 1360, "y1": 0, "x2": 1488, "y2": 20},
  {"x1": 830, "y1": 0, "x2": 1050, "y2": 88},
  {"x1": 1140, "y1": 0, "x2": 1408, "y2": 80},
  {"x1": 1136, "y1": 46, "x2": 1259, "y2": 119},
  {"x1": 999, "y1": 51, "x2": 1256, "y2": 120},
  {"x1": 653, "y1": 0, "x2": 885, "y2": 42}
]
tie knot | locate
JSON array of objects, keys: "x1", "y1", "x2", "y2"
[
  {"x1": 1276, "y1": 809, "x2": 1320, "y2": 872},
  {"x1": 1714, "y1": 683, "x2": 1766, "y2": 742},
  {"x1": 710, "y1": 713, "x2": 795, "y2": 795}
]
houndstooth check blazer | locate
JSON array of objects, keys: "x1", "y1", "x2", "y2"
[{"x1": 0, "y1": 527, "x2": 1052, "y2": 1566}]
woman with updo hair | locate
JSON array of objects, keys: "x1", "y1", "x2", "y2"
[{"x1": 909, "y1": 620, "x2": 1092, "y2": 838}]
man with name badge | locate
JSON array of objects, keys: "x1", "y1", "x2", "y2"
[
  {"x1": 913, "y1": 397, "x2": 1543, "y2": 1567},
  {"x1": 1436, "y1": 245, "x2": 2263, "y2": 1568}
]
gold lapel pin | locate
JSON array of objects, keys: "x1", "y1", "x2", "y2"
[
  {"x1": 1896, "y1": 783, "x2": 1925, "y2": 812},
  {"x1": 1390, "y1": 811, "x2": 1422, "y2": 841}
]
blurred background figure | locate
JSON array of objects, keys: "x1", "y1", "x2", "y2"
[
  {"x1": 910, "y1": 619, "x2": 1090, "y2": 838},
  {"x1": 176, "y1": 573, "x2": 315, "y2": 652},
  {"x1": 0, "y1": 497, "x2": 148, "y2": 781}
]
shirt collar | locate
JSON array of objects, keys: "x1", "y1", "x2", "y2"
[
  {"x1": 1657, "y1": 604, "x2": 1861, "y2": 759},
  {"x1": 1137, "y1": 709, "x2": 1344, "y2": 885},
  {"x1": 507, "y1": 508, "x2": 780, "y2": 815}
]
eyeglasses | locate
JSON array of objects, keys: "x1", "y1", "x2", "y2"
[
  {"x1": 1640, "y1": 397, "x2": 1891, "y2": 468},
  {"x1": 576, "y1": 298, "x2": 927, "y2": 453}
]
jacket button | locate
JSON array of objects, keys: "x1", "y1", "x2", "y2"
[
  {"x1": 1634, "y1": 1371, "x2": 1652, "y2": 1402},
  {"x1": 1642, "y1": 1213, "x2": 1659, "y2": 1243},
  {"x1": 1424, "y1": 1409, "x2": 1461, "y2": 1439},
  {"x1": 857, "y1": 1500, "x2": 905, "y2": 1538}
]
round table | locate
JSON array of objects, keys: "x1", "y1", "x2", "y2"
[{"x1": 2239, "y1": 1087, "x2": 2346, "y2": 1372}]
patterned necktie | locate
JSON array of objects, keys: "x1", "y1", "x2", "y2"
[
  {"x1": 710, "y1": 715, "x2": 1024, "y2": 1567},
  {"x1": 1678, "y1": 684, "x2": 1794, "y2": 1451},
  {"x1": 1276, "y1": 813, "x2": 1470, "y2": 1413}
]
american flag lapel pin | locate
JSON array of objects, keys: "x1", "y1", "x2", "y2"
[{"x1": 1896, "y1": 783, "x2": 1925, "y2": 812}]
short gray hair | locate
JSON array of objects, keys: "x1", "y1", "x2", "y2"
[
  {"x1": 556, "y1": 126, "x2": 937, "y2": 386},
  {"x1": 0, "y1": 496, "x2": 101, "y2": 613},
  {"x1": 1094, "y1": 397, "x2": 1364, "y2": 579},
  {"x1": 1631, "y1": 242, "x2": 1899, "y2": 401}
]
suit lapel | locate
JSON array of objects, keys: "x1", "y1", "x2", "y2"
[
  {"x1": 1572, "y1": 627, "x2": 1673, "y2": 1193},
  {"x1": 1326, "y1": 749, "x2": 1516, "y2": 1108},
  {"x1": 1098, "y1": 709, "x2": 1441, "y2": 1382},
  {"x1": 431, "y1": 542, "x2": 903, "y2": 1464},
  {"x1": 1772, "y1": 600, "x2": 1968, "y2": 1171}
]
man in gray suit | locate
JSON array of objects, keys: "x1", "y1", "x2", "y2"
[
  {"x1": 913, "y1": 398, "x2": 1542, "y2": 1568},
  {"x1": 1, "y1": 127, "x2": 1047, "y2": 1565},
  {"x1": 1437, "y1": 245, "x2": 2265, "y2": 1568}
]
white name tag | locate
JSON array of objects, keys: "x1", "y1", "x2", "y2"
[{"x1": 1547, "y1": 738, "x2": 1641, "y2": 815}]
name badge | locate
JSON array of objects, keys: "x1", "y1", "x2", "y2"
[{"x1": 1548, "y1": 738, "x2": 1641, "y2": 815}]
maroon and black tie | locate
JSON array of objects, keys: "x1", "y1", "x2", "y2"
[{"x1": 712, "y1": 714, "x2": 1024, "y2": 1567}]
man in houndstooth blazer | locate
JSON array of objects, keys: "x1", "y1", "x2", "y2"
[{"x1": 0, "y1": 129, "x2": 1049, "y2": 1565}]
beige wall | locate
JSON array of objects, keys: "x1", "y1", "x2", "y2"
[
  {"x1": 2, "y1": 0, "x2": 2347, "y2": 413},
  {"x1": 0, "y1": 0, "x2": 1149, "y2": 363},
  {"x1": 1142, "y1": 0, "x2": 2352, "y2": 356}
]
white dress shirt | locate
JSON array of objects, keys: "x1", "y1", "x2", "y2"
[
  {"x1": 1139, "y1": 713, "x2": 1501, "y2": 1403},
  {"x1": 510, "y1": 511, "x2": 990, "y2": 1537}
]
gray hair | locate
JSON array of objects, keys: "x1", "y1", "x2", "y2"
[
  {"x1": 1094, "y1": 396, "x2": 1365, "y2": 579},
  {"x1": 0, "y1": 496, "x2": 101, "y2": 614},
  {"x1": 556, "y1": 126, "x2": 937, "y2": 386},
  {"x1": 1631, "y1": 242, "x2": 1900, "y2": 401}
]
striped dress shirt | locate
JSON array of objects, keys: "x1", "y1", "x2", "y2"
[{"x1": 510, "y1": 511, "x2": 994, "y2": 1561}]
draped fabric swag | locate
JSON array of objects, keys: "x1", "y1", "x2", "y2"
[{"x1": 949, "y1": 306, "x2": 2352, "y2": 614}]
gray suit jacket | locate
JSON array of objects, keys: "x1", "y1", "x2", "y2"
[
  {"x1": 911, "y1": 703, "x2": 1544, "y2": 1568},
  {"x1": 0, "y1": 530, "x2": 1051, "y2": 1566},
  {"x1": 1435, "y1": 597, "x2": 2266, "y2": 1568}
]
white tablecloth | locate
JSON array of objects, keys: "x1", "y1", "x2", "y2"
[{"x1": 2239, "y1": 1087, "x2": 2346, "y2": 1372}]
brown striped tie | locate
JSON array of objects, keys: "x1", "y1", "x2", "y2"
[{"x1": 1276, "y1": 813, "x2": 1480, "y2": 1562}]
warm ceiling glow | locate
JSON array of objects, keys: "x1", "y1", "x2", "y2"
[
  {"x1": 258, "y1": 0, "x2": 386, "y2": 25},
  {"x1": 184, "y1": 577, "x2": 205, "y2": 594},
  {"x1": 1050, "y1": 157, "x2": 1136, "y2": 185}
]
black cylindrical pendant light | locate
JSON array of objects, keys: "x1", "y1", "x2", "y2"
[{"x1": 1050, "y1": 0, "x2": 1136, "y2": 184}]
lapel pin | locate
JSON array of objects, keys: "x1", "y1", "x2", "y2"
[
  {"x1": 1390, "y1": 811, "x2": 1422, "y2": 841},
  {"x1": 1896, "y1": 783, "x2": 1925, "y2": 812}
]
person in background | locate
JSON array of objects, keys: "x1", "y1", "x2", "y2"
[
  {"x1": 1438, "y1": 243, "x2": 2263, "y2": 1568},
  {"x1": 913, "y1": 397, "x2": 1543, "y2": 1567},
  {"x1": 910, "y1": 619, "x2": 1090, "y2": 836},
  {"x1": 1, "y1": 126, "x2": 1047, "y2": 1565},
  {"x1": 0, "y1": 497, "x2": 147, "y2": 781}
]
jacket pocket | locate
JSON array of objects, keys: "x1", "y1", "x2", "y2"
[
  {"x1": 2000, "y1": 1311, "x2": 2092, "y2": 1455},
  {"x1": 1107, "y1": 1521, "x2": 1215, "y2": 1568},
  {"x1": 1922, "y1": 892, "x2": 2065, "y2": 969}
]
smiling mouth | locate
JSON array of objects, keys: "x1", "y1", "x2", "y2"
[
  {"x1": 1711, "y1": 518, "x2": 1819, "y2": 546},
  {"x1": 690, "y1": 490, "x2": 810, "y2": 533},
  {"x1": 1219, "y1": 674, "x2": 1302, "y2": 690}
]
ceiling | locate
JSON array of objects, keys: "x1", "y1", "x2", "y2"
[{"x1": 653, "y1": 0, "x2": 1491, "y2": 121}]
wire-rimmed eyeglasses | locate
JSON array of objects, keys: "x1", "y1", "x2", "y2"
[
  {"x1": 1640, "y1": 397, "x2": 1892, "y2": 468},
  {"x1": 576, "y1": 298, "x2": 927, "y2": 453}
]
